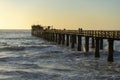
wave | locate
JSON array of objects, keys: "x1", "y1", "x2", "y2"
[
  {"x1": 0, "y1": 45, "x2": 53, "y2": 52},
  {"x1": 0, "y1": 70, "x2": 59, "y2": 80},
  {"x1": 0, "y1": 46, "x2": 25, "y2": 51}
]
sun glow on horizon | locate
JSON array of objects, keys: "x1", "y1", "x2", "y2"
[{"x1": 0, "y1": 0, "x2": 120, "y2": 30}]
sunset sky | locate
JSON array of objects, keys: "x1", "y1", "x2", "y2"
[{"x1": 0, "y1": 0, "x2": 120, "y2": 30}]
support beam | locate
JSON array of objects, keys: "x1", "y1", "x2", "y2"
[
  {"x1": 91, "y1": 37, "x2": 95, "y2": 48},
  {"x1": 55, "y1": 33, "x2": 58, "y2": 42},
  {"x1": 85, "y1": 37, "x2": 89, "y2": 52},
  {"x1": 51, "y1": 33, "x2": 53, "y2": 41},
  {"x1": 95, "y1": 38, "x2": 100, "y2": 58},
  {"x1": 54, "y1": 33, "x2": 56, "y2": 42},
  {"x1": 77, "y1": 35, "x2": 82, "y2": 51},
  {"x1": 108, "y1": 39, "x2": 114, "y2": 62},
  {"x1": 46, "y1": 32, "x2": 49, "y2": 41},
  {"x1": 62, "y1": 34, "x2": 65, "y2": 45},
  {"x1": 50, "y1": 33, "x2": 52, "y2": 41},
  {"x1": 52, "y1": 33, "x2": 55, "y2": 42},
  {"x1": 100, "y1": 38, "x2": 103, "y2": 50},
  {"x1": 58, "y1": 34, "x2": 62, "y2": 44},
  {"x1": 66, "y1": 34, "x2": 69, "y2": 46},
  {"x1": 71, "y1": 35, "x2": 76, "y2": 48}
]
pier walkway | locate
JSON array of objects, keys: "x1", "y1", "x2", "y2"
[{"x1": 31, "y1": 25, "x2": 120, "y2": 62}]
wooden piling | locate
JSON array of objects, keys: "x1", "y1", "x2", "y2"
[
  {"x1": 95, "y1": 38, "x2": 100, "y2": 58},
  {"x1": 100, "y1": 38, "x2": 103, "y2": 50},
  {"x1": 53, "y1": 33, "x2": 55, "y2": 42},
  {"x1": 91, "y1": 37, "x2": 95, "y2": 48},
  {"x1": 55, "y1": 33, "x2": 58, "y2": 42},
  {"x1": 49, "y1": 33, "x2": 51, "y2": 41},
  {"x1": 51, "y1": 33, "x2": 54, "y2": 41},
  {"x1": 51, "y1": 33, "x2": 53, "y2": 41},
  {"x1": 71, "y1": 35, "x2": 76, "y2": 48},
  {"x1": 50, "y1": 33, "x2": 52, "y2": 41},
  {"x1": 45, "y1": 32, "x2": 48, "y2": 40},
  {"x1": 62, "y1": 34, "x2": 65, "y2": 45},
  {"x1": 45, "y1": 32, "x2": 47, "y2": 40},
  {"x1": 78, "y1": 35, "x2": 82, "y2": 51},
  {"x1": 85, "y1": 37, "x2": 89, "y2": 52},
  {"x1": 32, "y1": 25, "x2": 120, "y2": 62},
  {"x1": 58, "y1": 34, "x2": 62, "y2": 44},
  {"x1": 66, "y1": 34, "x2": 69, "y2": 46},
  {"x1": 108, "y1": 39, "x2": 114, "y2": 62}
]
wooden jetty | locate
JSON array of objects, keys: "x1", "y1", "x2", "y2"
[{"x1": 31, "y1": 25, "x2": 120, "y2": 62}]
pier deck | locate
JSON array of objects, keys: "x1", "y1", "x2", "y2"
[{"x1": 31, "y1": 25, "x2": 120, "y2": 62}]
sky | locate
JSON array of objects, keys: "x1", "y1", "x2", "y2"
[{"x1": 0, "y1": 0, "x2": 120, "y2": 30}]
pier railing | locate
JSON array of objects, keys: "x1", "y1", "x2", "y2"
[{"x1": 31, "y1": 25, "x2": 120, "y2": 62}]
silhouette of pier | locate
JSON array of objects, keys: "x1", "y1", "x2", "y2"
[{"x1": 31, "y1": 25, "x2": 120, "y2": 62}]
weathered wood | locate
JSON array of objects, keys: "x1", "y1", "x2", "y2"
[
  {"x1": 58, "y1": 34, "x2": 62, "y2": 44},
  {"x1": 71, "y1": 35, "x2": 76, "y2": 48},
  {"x1": 32, "y1": 28, "x2": 120, "y2": 40},
  {"x1": 100, "y1": 38, "x2": 103, "y2": 50},
  {"x1": 108, "y1": 39, "x2": 114, "y2": 62},
  {"x1": 66, "y1": 34, "x2": 69, "y2": 46},
  {"x1": 31, "y1": 25, "x2": 120, "y2": 62},
  {"x1": 91, "y1": 37, "x2": 95, "y2": 48},
  {"x1": 95, "y1": 38, "x2": 100, "y2": 58},
  {"x1": 85, "y1": 37, "x2": 89, "y2": 52},
  {"x1": 62, "y1": 34, "x2": 65, "y2": 45},
  {"x1": 55, "y1": 33, "x2": 58, "y2": 42},
  {"x1": 78, "y1": 35, "x2": 82, "y2": 51},
  {"x1": 50, "y1": 33, "x2": 52, "y2": 41}
]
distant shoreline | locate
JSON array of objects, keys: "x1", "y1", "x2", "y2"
[{"x1": 0, "y1": 29, "x2": 30, "y2": 30}]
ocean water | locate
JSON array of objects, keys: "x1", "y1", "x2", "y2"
[{"x1": 0, "y1": 30, "x2": 120, "y2": 80}]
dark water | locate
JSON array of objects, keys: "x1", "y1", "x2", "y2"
[{"x1": 0, "y1": 30, "x2": 120, "y2": 80}]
